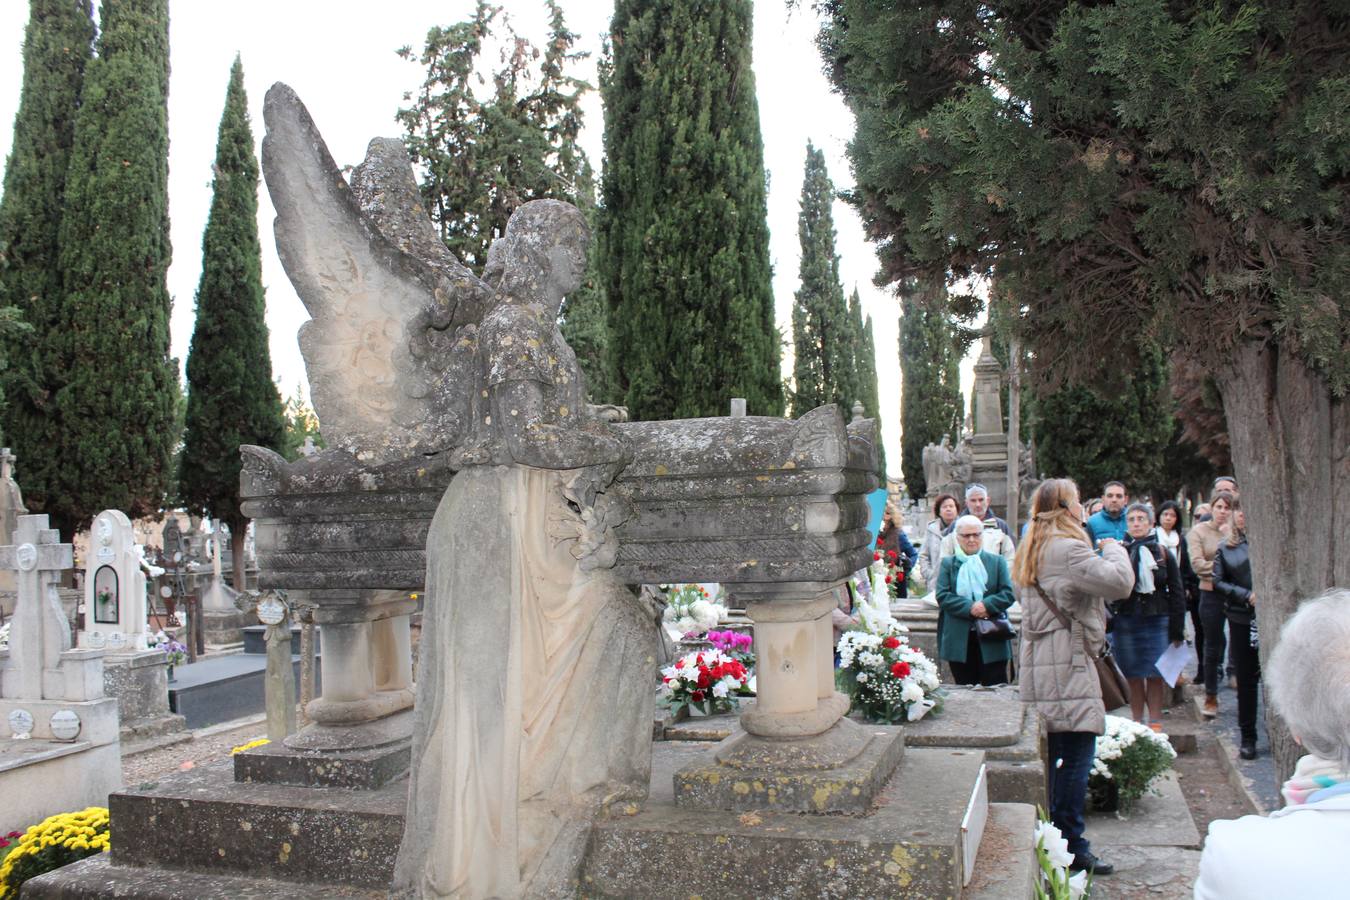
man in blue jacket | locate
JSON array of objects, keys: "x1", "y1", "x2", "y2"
[{"x1": 1086, "y1": 481, "x2": 1129, "y2": 545}]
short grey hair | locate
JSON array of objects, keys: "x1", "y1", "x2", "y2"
[
  {"x1": 953, "y1": 514, "x2": 985, "y2": 536},
  {"x1": 1266, "y1": 589, "x2": 1350, "y2": 770},
  {"x1": 965, "y1": 483, "x2": 988, "y2": 500},
  {"x1": 1125, "y1": 502, "x2": 1154, "y2": 523}
]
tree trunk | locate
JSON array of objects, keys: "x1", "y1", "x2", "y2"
[
  {"x1": 1216, "y1": 341, "x2": 1350, "y2": 784},
  {"x1": 231, "y1": 524, "x2": 248, "y2": 593}
]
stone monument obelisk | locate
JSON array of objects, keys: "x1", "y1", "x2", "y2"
[{"x1": 968, "y1": 332, "x2": 1012, "y2": 517}]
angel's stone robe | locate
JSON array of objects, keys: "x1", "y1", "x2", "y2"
[{"x1": 393, "y1": 301, "x2": 655, "y2": 899}]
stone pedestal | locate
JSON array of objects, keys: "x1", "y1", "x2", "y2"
[
  {"x1": 586, "y1": 745, "x2": 991, "y2": 898},
  {"x1": 102, "y1": 648, "x2": 186, "y2": 742},
  {"x1": 202, "y1": 608, "x2": 250, "y2": 648}
]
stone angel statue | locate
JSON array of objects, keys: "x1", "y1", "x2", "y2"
[{"x1": 260, "y1": 84, "x2": 656, "y2": 899}]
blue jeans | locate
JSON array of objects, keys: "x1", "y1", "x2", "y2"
[{"x1": 1048, "y1": 731, "x2": 1097, "y2": 857}]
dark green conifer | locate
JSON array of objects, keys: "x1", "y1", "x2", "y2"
[
  {"x1": 791, "y1": 144, "x2": 853, "y2": 418},
  {"x1": 600, "y1": 0, "x2": 782, "y2": 420},
  {"x1": 899, "y1": 282, "x2": 964, "y2": 496},
  {"x1": 179, "y1": 57, "x2": 285, "y2": 588},
  {"x1": 48, "y1": 0, "x2": 176, "y2": 535},
  {"x1": 848, "y1": 289, "x2": 885, "y2": 474},
  {"x1": 0, "y1": 0, "x2": 95, "y2": 501}
]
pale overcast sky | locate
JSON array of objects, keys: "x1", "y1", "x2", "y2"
[{"x1": 0, "y1": 1, "x2": 982, "y2": 479}]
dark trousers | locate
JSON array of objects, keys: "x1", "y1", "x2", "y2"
[
  {"x1": 1199, "y1": 591, "x2": 1227, "y2": 696},
  {"x1": 1187, "y1": 592, "x2": 1205, "y2": 682},
  {"x1": 947, "y1": 629, "x2": 1009, "y2": 686},
  {"x1": 1047, "y1": 731, "x2": 1097, "y2": 857},
  {"x1": 1227, "y1": 615, "x2": 1262, "y2": 743}
]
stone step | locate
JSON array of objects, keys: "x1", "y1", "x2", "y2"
[
  {"x1": 106, "y1": 759, "x2": 404, "y2": 889},
  {"x1": 583, "y1": 745, "x2": 989, "y2": 899},
  {"x1": 964, "y1": 802, "x2": 1037, "y2": 900},
  {"x1": 22, "y1": 852, "x2": 386, "y2": 899}
]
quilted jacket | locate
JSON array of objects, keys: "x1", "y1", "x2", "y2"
[{"x1": 1018, "y1": 536, "x2": 1133, "y2": 734}]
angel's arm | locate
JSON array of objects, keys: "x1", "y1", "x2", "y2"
[{"x1": 494, "y1": 380, "x2": 630, "y2": 471}]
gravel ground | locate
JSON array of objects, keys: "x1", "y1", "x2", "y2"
[{"x1": 121, "y1": 717, "x2": 270, "y2": 786}]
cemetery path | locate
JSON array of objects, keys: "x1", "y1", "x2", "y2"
[{"x1": 121, "y1": 715, "x2": 270, "y2": 786}]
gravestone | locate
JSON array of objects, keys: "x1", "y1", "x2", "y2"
[
  {"x1": 0, "y1": 514, "x2": 122, "y2": 835},
  {"x1": 82, "y1": 510, "x2": 149, "y2": 651},
  {"x1": 199, "y1": 520, "x2": 247, "y2": 648},
  {"x1": 82, "y1": 510, "x2": 185, "y2": 743}
]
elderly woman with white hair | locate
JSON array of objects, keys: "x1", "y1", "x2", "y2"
[
  {"x1": 935, "y1": 514, "x2": 1017, "y2": 685},
  {"x1": 1194, "y1": 588, "x2": 1350, "y2": 898}
]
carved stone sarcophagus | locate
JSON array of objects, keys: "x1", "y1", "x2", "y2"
[{"x1": 241, "y1": 404, "x2": 878, "y2": 593}]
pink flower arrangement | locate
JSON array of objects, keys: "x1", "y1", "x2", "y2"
[{"x1": 706, "y1": 630, "x2": 752, "y2": 654}]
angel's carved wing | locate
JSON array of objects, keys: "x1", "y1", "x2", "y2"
[{"x1": 261, "y1": 83, "x2": 490, "y2": 464}]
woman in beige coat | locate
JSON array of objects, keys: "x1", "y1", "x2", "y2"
[{"x1": 1013, "y1": 478, "x2": 1133, "y2": 877}]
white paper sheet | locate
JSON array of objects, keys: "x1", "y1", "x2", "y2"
[{"x1": 1155, "y1": 641, "x2": 1197, "y2": 687}]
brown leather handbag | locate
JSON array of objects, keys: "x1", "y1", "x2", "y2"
[{"x1": 1032, "y1": 582, "x2": 1131, "y2": 712}]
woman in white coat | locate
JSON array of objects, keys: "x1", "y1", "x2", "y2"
[{"x1": 1194, "y1": 588, "x2": 1350, "y2": 899}]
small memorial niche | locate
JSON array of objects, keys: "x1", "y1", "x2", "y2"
[
  {"x1": 93, "y1": 565, "x2": 119, "y2": 624},
  {"x1": 80, "y1": 509, "x2": 149, "y2": 650}
]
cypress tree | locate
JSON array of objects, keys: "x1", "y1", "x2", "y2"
[
  {"x1": 899, "y1": 281, "x2": 964, "y2": 497},
  {"x1": 790, "y1": 143, "x2": 853, "y2": 418},
  {"x1": 600, "y1": 0, "x2": 782, "y2": 420},
  {"x1": 848, "y1": 289, "x2": 885, "y2": 474},
  {"x1": 48, "y1": 0, "x2": 176, "y2": 536},
  {"x1": 0, "y1": 0, "x2": 95, "y2": 500},
  {"x1": 179, "y1": 57, "x2": 285, "y2": 589}
]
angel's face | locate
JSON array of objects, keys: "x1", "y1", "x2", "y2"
[{"x1": 546, "y1": 236, "x2": 588, "y2": 300}]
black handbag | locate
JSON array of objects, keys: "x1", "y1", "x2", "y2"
[
  {"x1": 973, "y1": 615, "x2": 1017, "y2": 640},
  {"x1": 1033, "y1": 582, "x2": 1131, "y2": 712}
]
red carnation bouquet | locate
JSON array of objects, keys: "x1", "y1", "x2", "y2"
[
  {"x1": 873, "y1": 536, "x2": 907, "y2": 601},
  {"x1": 659, "y1": 647, "x2": 754, "y2": 715}
]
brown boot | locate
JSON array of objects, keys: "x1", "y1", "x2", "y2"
[{"x1": 1202, "y1": 695, "x2": 1219, "y2": 719}]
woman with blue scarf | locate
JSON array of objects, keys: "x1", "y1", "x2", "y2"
[{"x1": 937, "y1": 515, "x2": 1017, "y2": 685}]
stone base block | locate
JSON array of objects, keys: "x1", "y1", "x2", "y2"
[
  {"x1": 0, "y1": 696, "x2": 120, "y2": 745},
  {"x1": 22, "y1": 852, "x2": 387, "y2": 899},
  {"x1": 103, "y1": 649, "x2": 187, "y2": 742},
  {"x1": 108, "y1": 759, "x2": 403, "y2": 890},
  {"x1": 673, "y1": 718, "x2": 904, "y2": 814},
  {"x1": 0, "y1": 741, "x2": 123, "y2": 836},
  {"x1": 903, "y1": 685, "x2": 1047, "y2": 807},
  {"x1": 964, "y1": 802, "x2": 1038, "y2": 900},
  {"x1": 202, "y1": 608, "x2": 251, "y2": 647},
  {"x1": 233, "y1": 737, "x2": 410, "y2": 790},
  {"x1": 585, "y1": 746, "x2": 989, "y2": 899}
]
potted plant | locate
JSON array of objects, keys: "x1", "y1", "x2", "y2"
[{"x1": 1088, "y1": 715, "x2": 1178, "y2": 812}]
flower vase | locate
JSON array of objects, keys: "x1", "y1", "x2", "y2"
[
  {"x1": 1089, "y1": 778, "x2": 1119, "y2": 813},
  {"x1": 166, "y1": 664, "x2": 176, "y2": 683},
  {"x1": 687, "y1": 702, "x2": 709, "y2": 717}
]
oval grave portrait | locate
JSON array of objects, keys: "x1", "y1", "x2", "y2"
[{"x1": 93, "y1": 564, "x2": 119, "y2": 624}]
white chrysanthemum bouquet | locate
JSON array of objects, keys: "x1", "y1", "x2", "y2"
[
  {"x1": 661, "y1": 584, "x2": 727, "y2": 638},
  {"x1": 1089, "y1": 714, "x2": 1177, "y2": 812}
]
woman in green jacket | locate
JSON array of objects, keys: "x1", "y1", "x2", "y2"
[{"x1": 937, "y1": 515, "x2": 1017, "y2": 685}]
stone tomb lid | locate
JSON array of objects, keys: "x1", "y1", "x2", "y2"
[{"x1": 900, "y1": 685, "x2": 1026, "y2": 748}]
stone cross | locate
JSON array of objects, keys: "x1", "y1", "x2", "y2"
[{"x1": 0, "y1": 515, "x2": 74, "y2": 700}]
